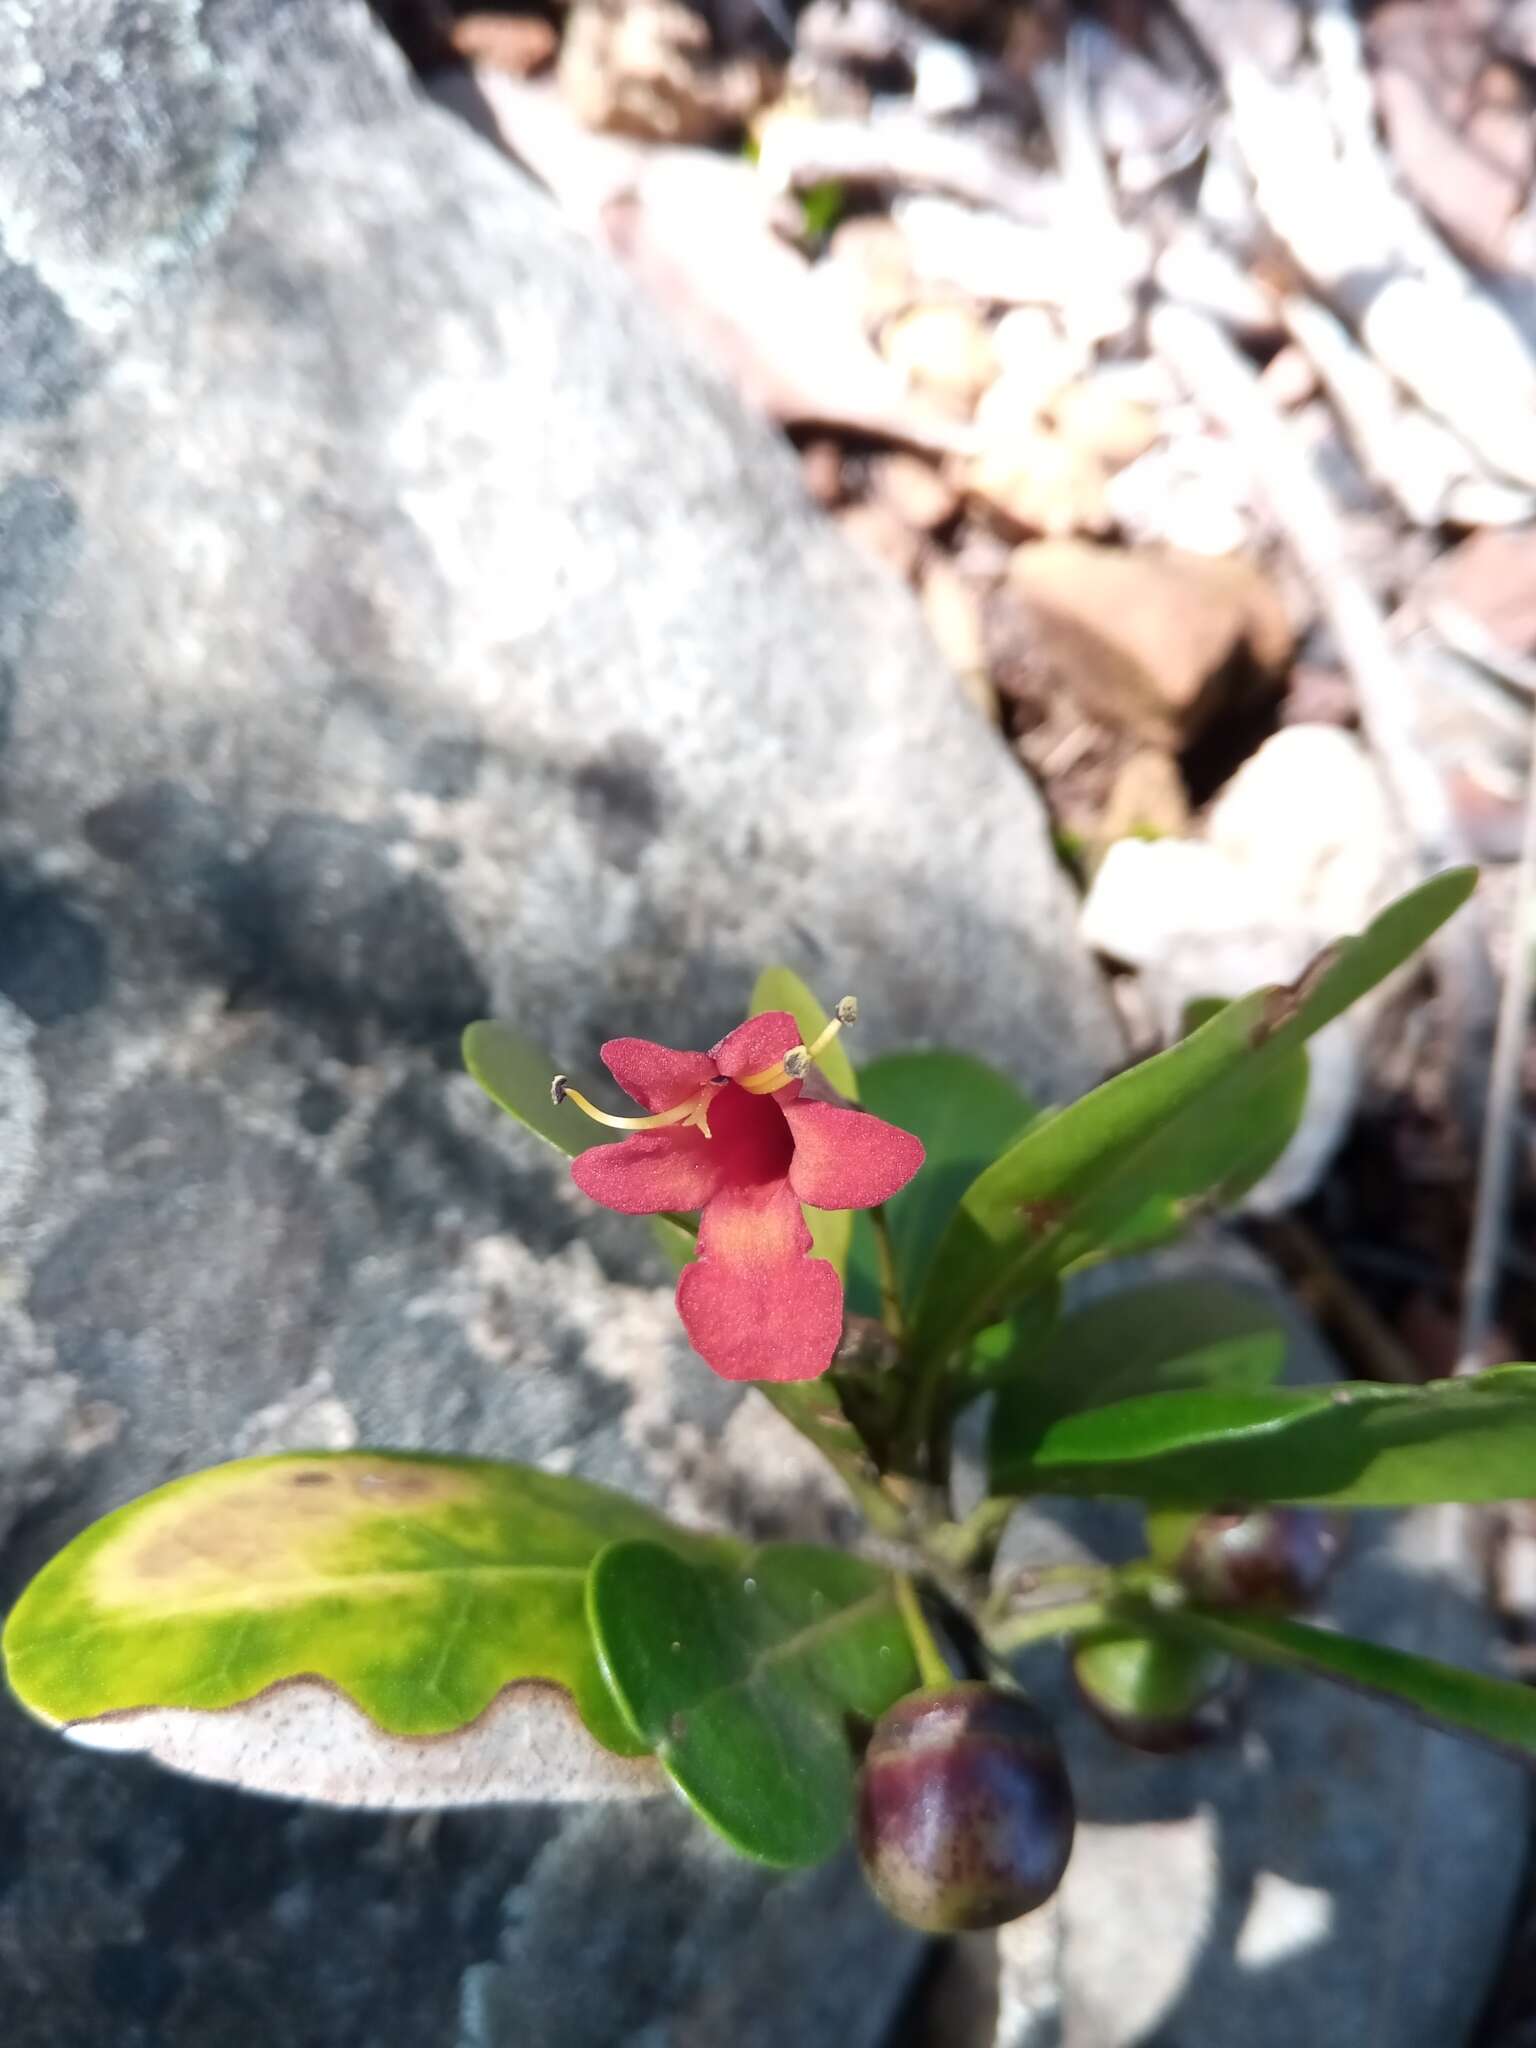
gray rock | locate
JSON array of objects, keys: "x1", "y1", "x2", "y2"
[{"x1": 0, "y1": 3, "x2": 1112, "y2": 2043}]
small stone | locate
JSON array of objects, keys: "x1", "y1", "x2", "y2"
[
  {"x1": 920, "y1": 559, "x2": 998, "y2": 721},
  {"x1": 869, "y1": 452, "x2": 959, "y2": 533},
  {"x1": 1048, "y1": 378, "x2": 1159, "y2": 470},
  {"x1": 966, "y1": 431, "x2": 1111, "y2": 543},
  {"x1": 1006, "y1": 541, "x2": 1294, "y2": 747},
  {"x1": 1283, "y1": 662, "x2": 1355, "y2": 727},
  {"x1": 991, "y1": 306, "x2": 1080, "y2": 370},
  {"x1": 1258, "y1": 342, "x2": 1320, "y2": 410},
  {"x1": 1104, "y1": 437, "x2": 1257, "y2": 556},
  {"x1": 450, "y1": 13, "x2": 560, "y2": 76},
  {"x1": 800, "y1": 437, "x2": 846, "y2": 509},
  {"x1": 835, "y1": 500, "x2": 923, "y2": 583},
  {"x1": 1096, "y1": 748, "x2": 1189, "y2": 851},
  {"x1": 1425, "y1": 524, "x2": 1536, "y2": 656},
  {"x1": 826, "y1": 217, "x2": 913, "y2": 332},
  {"x1": 881, "y1": 303, "x2": 997, "y2": 415},
  {"x1": 558, "y1": 0, "x2": 779, "y2": 143}
]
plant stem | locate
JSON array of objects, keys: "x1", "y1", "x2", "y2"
[
  {"x1": 868, "y1": 1204, "x2": 906, "y2": 1341},
  {"x1": 981, "y1": 1559, "x2": 1119, "y2": 1624},
  {"x1": 894, "y1": 1572, "x2": 954, "y2": 1689},
  {"x1": 924, "y1": 1496, "x2": 1017, "y2": 1573},
  {"x1": 983, "y1": 1597, "x2": 1108, "y2": 1656}
]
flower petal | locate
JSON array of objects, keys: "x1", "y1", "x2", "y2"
[
  {"x1": 711, "y1": 1011, "x2": 803, "y2": 1086},
  {"x1": 783, "y1": 1101, "x2": 926, "y2": 1210},
  {"x1": 676, "y1": 1179, "x2": 843, "y2": 1382},
  {"x1": 571, "y1": 1131, "x2": 725, "y2": 1215},
  {"x1": 601, "y1": 1037, "x2": 718, "y2": 1113}
]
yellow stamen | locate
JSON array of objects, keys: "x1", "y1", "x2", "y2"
[
  {"x1": 551, "y1": 1075, "x2": 720, "y2": 1138},
  {"x1": 734, "y1": 995, "x2": 858, "y2": 1094}
]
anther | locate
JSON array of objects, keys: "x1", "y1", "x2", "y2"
[
  {"x1": 551, "y1": 1074, "x2": 717, "y2": 1137},
  {"x1": 835, "y1": 996, "x2": 858, "y2": 1028},
  {"x1": 783, "y1": 1048, "x2": 811, "y2": 1080}
]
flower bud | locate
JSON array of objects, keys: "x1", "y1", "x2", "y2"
[
  {"x1": 1175, "y1": 1507, "x2": 1343, "y2": 1612},
  {"x1": 1071, "y1": 1630, "x2": 1235, "y2": 1753},
  {"x1": 856, "y1": 1683, "x2": 1075, "y2": 1932}
]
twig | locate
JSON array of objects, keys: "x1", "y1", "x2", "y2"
[
  {"x1": 1146, "y1": 303, "x2": 1462, "y2": 872},
  {"x1": 1030, "y1": 27, "x2": 1146, "y2": 348},
  {"x1": 1426, "y1": 604, "x2": 1536, "y2": 704},
  {"x1": 1281, "y1": 295, "x2": 1535, "y2": 530},
  {"x1": 1147, "y1": 301, "x2": 1497, "y2": 1148},
  {"x1": 1255, "y1": 1216, "x2": 1424, "y2": 1385},
  {"x1": 1173, "y1": 0, "x2": 1536, "y2": 490},
  {"x1": 1458, "y1": 653, "x2": 1536, "y2": 1375}
]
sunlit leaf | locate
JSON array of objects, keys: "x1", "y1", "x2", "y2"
[
  {"x1": 848, "y1": 1051, "x2": 1037, "y2": 1317},
  {"x1": 2, "y1": 1453, "x2": 708, "y2": 1807},
  {"x1": 991, "y1": 1276, "x2": 1287, "y2": 1438},
  {"x1": 464, "y1": 1020, "x2": 620, "y2": 1155},
  {"x1": 588, "y1": 1538, "x2": 917, "y2": 1867},
  {"x1": 912, "y1": 871, "x2": 1477, "y2": 1364},
  {"x1": 1166, "y1": 1606, "x2": 1536, "y2": 1761},
  {"x1": 990, "y1": 1363, "x2": 1536, "y2": 1506}
]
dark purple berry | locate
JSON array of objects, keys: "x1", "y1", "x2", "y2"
[
  {"x1": 856, "y1": 1683, "x2": 1075, "y2": 1933},
  {"x1": 1176, "y1": 1507, "x2": 1343, "y2": 1612},
  {"x1": 1071, "y1": 1631, "x2": 1235, "y2": 1753}
]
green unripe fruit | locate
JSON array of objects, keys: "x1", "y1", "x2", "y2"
[
  {"x1": 1175, "y1": 1507, "x2": 1343, "y2": 1612},
  {"x1": 855, "y1": 1683, "x2": 1075, "y2": 1933},
  {"x1": 1071, "y1": 1630, "x2": 1235, "y2": 1753}
]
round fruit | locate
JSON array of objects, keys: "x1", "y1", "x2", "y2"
[
  {"x1": 1071, "y1": 1630, "x2": 1235, "y2": 1753},
  {"x1": 855, "y1": 1682, "x2": 1075, "y2": 1933},
  {"x1": 1175, "y1": 1507, "x2": 1342, "y2": 1612}
]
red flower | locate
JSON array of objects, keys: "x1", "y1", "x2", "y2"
[{"x1": 556, "y1": 1006, "x2": 924, "y2": 1382}]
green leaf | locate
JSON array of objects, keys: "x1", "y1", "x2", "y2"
[
  {"x1": 848, "y1": 1051, "x2": 1038, "y2": 1317},
  {"x1": 588, "y1": 1538, "x2": 918, "y2": 1867},
  {"x1": 991, "y1": 1277, "x2": 1287, "y2": 1439},
  {"x1": 750, "y1": 967, "x2": 859, "y2": 1277},
  {"x1": 911, "y1": 871, "x2": 1477, "y2": 1363},
  {"x1": 1164, "y1": 1606, "x2": 1536, "y2": 1762},
  {"x1": 990, "y1": 1363, "x2": 1536, "y2": 1507},
  {"x1": 3, "y1": 1452, "x2": 695, "y2": 1756},
  {"x1": 464, "y1": 1021, "x2": 621, "y2": 1157},
  {"x1": 1093, "y1": 1037, "x2": 1309, "y2": 1258}
]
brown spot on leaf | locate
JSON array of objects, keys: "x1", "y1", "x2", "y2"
[
  {"x1": 1018, "y1": 1198, "x2": 1070, "y2": 1236},
  {"x1": 349, "y1": 1465, "x2": 447, "y2": 1502},
  {"x1": 1252, "y1": 943, "x2": 1348, "y2": 1046}
]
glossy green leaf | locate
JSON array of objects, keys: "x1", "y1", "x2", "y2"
[
  {"x1": 912, "y1": 871, "x2": 1477, "y2": 1363},
  {"x1": 751, "y1": 966, "x2": 858, "y2": 1277},
  {"x1": 1165, "y1": 1606, "x2": 1536, "y2": 1761},
  {"x1": 990, "y1": 1363, "x2": 1536, "y2": 1507},
  {"x1": 464, "y1": 1021, "x2": 621, "y2": 1156},
  {"x1": 992, "y1": 1277, "x2": 1287, "y2": 1438},
  {"x1": 749, "y1": 966, "x2": 859, "y2": 1102},
  {"x1": 588, "y1": 1538, "x2": 917, "y2": 1867},
  {"x1": 956, "y1": 1285, "x2": 1063, "y2": 1399},
  {"x1": 3, "y1": 1452, "x2": 696, "y2": 1756},
  {"x1": 1093, "y1": 1036, "x2": 1309, "y2": 1258},
  {"x1": 848, "y1": 1051, "x2": 1038, "y2": 1317}
]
